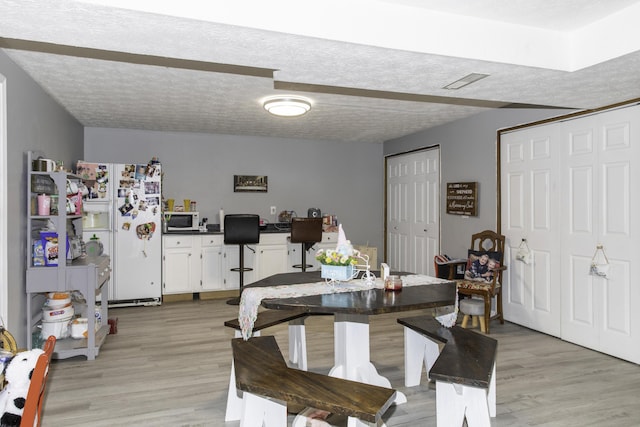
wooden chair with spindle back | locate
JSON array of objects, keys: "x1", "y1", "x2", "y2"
[{"x1": 453, "y1": 230, "x2": 507, "y2": 334}]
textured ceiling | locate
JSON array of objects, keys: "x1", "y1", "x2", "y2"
[{"x1": 1, "y1": 0, "x2": 640, "y2": 143}]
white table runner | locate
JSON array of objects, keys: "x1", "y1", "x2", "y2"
[{"x1": 238, "y1": 275, "x2": 457, "y2": 339}]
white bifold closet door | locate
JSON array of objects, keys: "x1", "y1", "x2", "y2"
[
  {"x1": 386, "y1": 148, "x2": 440, "y2": 276},
  {"x1": 500, "y1": 122, "x2": 562, "y2": 337},
  {"x1": 501, "y1": 103, "x2": 640, "y2": 364},
  {"x1": 559, "y1": 106, "x2": 639, "y2": 363}
]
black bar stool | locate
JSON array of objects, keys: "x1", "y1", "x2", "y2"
[
  {"x1": 290, "y1": 217, "x2": 323, "y2": 272},
  {"x1": 224, "y1": 214, "x2": 260, "y2": 305}
]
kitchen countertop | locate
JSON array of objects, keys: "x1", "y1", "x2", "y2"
[{"x1": 163, "y1": 223, "x2": 293, "y2": 235}]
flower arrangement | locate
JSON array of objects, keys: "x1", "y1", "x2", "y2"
[{"x1": 315, "y1": 249, "x2": 358, "y2": 267}]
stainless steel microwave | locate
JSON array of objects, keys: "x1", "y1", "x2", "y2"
[{"x1": 166, "y1": 211, "x2": 199, "y2": 231}]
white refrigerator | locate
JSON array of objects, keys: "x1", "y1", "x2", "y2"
[{"x1": 77, "y1": 161, "x2": 163, "y2": 306}]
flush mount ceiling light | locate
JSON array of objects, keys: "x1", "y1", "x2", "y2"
[
  {"x1": 443, "y1": 73, "x2": 489, "y2": 90},
  {"x1": 263, "y1": 95, "x2": 312, "y2": 117}
]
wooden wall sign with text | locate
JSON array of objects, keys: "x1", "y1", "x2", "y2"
[{"x1": 446, "y1": 182, "x2": 478, "y2": 216}]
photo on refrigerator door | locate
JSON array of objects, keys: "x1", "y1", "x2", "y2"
[
  {"x1": 118, "y1": 179, "x2": 135, "y2": 189},
  {"x1": 118, "y1": 202, "x2": 134, "y2": 216},
  {"x1": 145, "y1": 164, "x2": 160, "y2": 178},
  {"x1": 121, "y1": 164, "x2": 135, "y2": 178},
  {"x1": 144, "y1": 181, "x2": 159, "y2": 194},
  {"x1": 76, "y1": 161, "x2": 110, "y2": 199},
  {"x1": 135, "y1": 164, "x2": 147, "y2": 180},
  {"x1": 146, "y1": 196, "x2": 160, "y2": 206}
]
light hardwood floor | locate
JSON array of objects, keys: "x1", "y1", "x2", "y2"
[{"x1": 41, "y1": 297, "x2": 640, "y2": 426}]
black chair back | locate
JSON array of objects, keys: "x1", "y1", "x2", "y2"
[
  {"x1": 224, "y1": 214, "x2": 260, "y2": 245},
  {"x1": 290, "y1": 217, "x2": 323, "y2": 272},
  {"x1": 290, "y1": 217, "x2": 322, "y2": 244}
]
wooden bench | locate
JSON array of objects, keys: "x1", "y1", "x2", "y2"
[
  {"x1": 397, "y1": 315, "x2": 498, "y2": 427},
  {"x1": 224, "y1": 308, "x2": 323, "y2": 368},
  {"x1": 224, "y1": 308, "x2": 317, "y2": 421},
  {"x1": 232, "y1": 335, "x2": 396, "y2": 427}
]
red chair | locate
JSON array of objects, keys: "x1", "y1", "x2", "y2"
[{"x1": 21, "y1": 336, "x2": 56, "y2": 427}]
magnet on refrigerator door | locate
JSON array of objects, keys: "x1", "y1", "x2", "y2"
[
  {"x1": 136, "y1": 222, "x2": 156, "y2": 240},
  {"x1": 119, "y1": 203, "x2": 133, "y2": 216}
]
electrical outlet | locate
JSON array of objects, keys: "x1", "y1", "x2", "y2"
[{"x1": 270, "y1": 206, "x2": 276, "y2": 215}]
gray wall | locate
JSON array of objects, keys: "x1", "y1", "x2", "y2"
[
  {"x1": 1, "y1": 50, "x2": 84, "y2": 346},
  {"x1": 84, "y1": 127, "x2": 385, "y2": 252},
  {"x1": 384, "y1": 108, "x2": 572, "y2": 259}
]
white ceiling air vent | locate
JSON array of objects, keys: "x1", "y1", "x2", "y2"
[{"x1": 443, "y1": 73, "x2": 489, "y2": 90}]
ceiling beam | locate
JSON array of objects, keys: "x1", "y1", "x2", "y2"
[
  {"x1": 274, "y1": 81, "x2": 573, "y2": 109},
  {"x1": 0, "y1": 37, "x2": 275, "y2": 78}
]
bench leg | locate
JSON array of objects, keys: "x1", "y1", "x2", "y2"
[
  {"x1": 403, "y1": 327, "x2": 440, "y2": 387},
  {"x1": 436, "y1": 382, "x2": 490, "y2": 427},
  {"x1": 294, "y1": 408, "x2": 382, "y2": 427},
  {"x1": 332, "y1": 314, "x2": 407, "y2": 404},
  {"x1": 488, "y1": 362, "x2": 496, "y2": 417},
  {"x1": 227, "y1": 330, "x2": 263, "y2": 421},
  {"x1": 241, "y1": 392, "x2": 287, "y2": 427},
  {"x1": 225, "y1": 360, "x2": 242, "y2": 421},
  {"x1": 347, "y1": 415, "x2": 379, "y2": 427},
  {"x1": 288, "y1": 318, "x2": 307, "y2": 370}
]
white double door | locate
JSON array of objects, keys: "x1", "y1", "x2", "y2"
[
  {"x1": 386, "y1": 148, "x2": 440, "y2": 275},
  {"x1": 501, "y1": 104, "x2": 640, "y2": 363}
]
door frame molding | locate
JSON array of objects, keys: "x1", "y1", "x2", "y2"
[
  {"x1": 0, "y1": 74, "x2": 7, "y2": 325},
  {"x1": 383, "y1": 144, "x2": 440, "y2": 266}
]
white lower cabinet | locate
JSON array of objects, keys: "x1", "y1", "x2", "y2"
[
  {"x1": 223, "y1": 243, "x2": 257, "y2": 290},
  {"x1": 256, "y1": 234, "x2": 289, "y2": 281},
  {"x1": 201, "y1": 235, "x2": 258, "y2": 291},
  {"x1": 163, "y1": 232, "x2": 338, "y2": 295},
  {"x1": 163, "y1": 236, "x2": 199, "y2": 295},
  {"x1": 163, "y1": 234, "x2": 256, "y2": 294},
  {"x1": 200, "y1": 235, "x2": 224, "y2": 291}
]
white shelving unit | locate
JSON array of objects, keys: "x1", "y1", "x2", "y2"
[{"x1": 26, "y1": 151, "x2": 111, "y2": 360}]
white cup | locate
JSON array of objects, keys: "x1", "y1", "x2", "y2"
[{"x1": 66, "y1": 180, "x2": 78, "y2": 195}]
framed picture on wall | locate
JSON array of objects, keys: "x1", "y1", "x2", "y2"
[
  {"x1": 446, "y1": 182, "x2": 478, "y2": 216},
  {"x1": 234, "y1": 175, "x2": 268, "y2": 192}
]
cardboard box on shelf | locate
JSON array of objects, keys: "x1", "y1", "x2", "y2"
[{"x1": 354, "y1": 245, "x2": 377, "y2": 268}]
